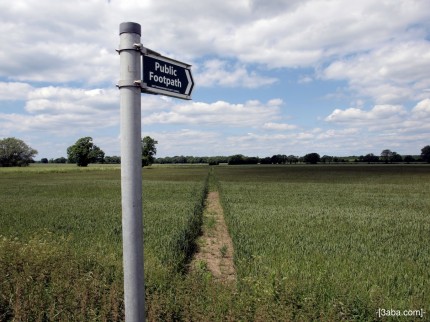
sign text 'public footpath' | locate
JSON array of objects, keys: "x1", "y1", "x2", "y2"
[{"x1": 142, "y1": 53, "x2": 194, "y2": 100}]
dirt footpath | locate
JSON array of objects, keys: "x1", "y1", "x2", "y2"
[{"x1": 190, "y1": 191, "x2": 236, "y2": 282}]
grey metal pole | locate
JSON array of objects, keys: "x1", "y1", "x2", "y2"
[{"x1": 118, "y1": 22, "x2": 145, "y2": 322}]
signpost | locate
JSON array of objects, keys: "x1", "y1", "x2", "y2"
[
  {"x1": 118, "y1": 22, "x2": 194, "y2": 322},
  {"x1": 118, "y1": 22, "x2": 145, "y2": 322}
]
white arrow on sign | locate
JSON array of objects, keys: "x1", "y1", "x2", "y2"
[{"x1": 185, "y1": 69, "x2": 193, "y2": 96}]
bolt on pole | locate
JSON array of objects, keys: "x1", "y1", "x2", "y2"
[{"x1": 118, "y1": 22, "x2": 145, "y2": 322}]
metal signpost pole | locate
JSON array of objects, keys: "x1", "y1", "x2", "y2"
[{"x1": 118, "y1": 22, "x2": 145, "y2": 322}]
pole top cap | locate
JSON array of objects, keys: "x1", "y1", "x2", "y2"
[{"x1": 119, "y1": 22, "x2": 141, "y2": 35}]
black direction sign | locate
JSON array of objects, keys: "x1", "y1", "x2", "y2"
[{"x1": 142, "y1": 54, "x2": 194, "y2": 100}]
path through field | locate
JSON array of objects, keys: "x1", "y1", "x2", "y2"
[{"x1": 190, "y1": 190, "x2": 236, "y2": 282}]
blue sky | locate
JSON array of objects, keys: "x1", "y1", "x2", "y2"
[{"x1": 1, "y1": 0, "x2": 430, "y2": 159}]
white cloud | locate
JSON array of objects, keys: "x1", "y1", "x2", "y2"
[
  {"x1": 196, "y1": 59, "x2": 277, "y2": 88},
  {"x1": 411, "y1": 98, "x2": 430, "y2": 118},
  {"x1": 143, "y1": 99, "x2": 283, "y2": 127},
  {"x1": 1, "y1": 0, "x2": 428, "y2": 85},
  {"x1": 25, "y1": 87, "x2": 118, "y2": 114},
  {"x1": 144, "y1": 129, "x2": 222, "y2": 156},
  {"x1": 0, "y1": 86, "x2": 119, "y2": 137},
  {"x1": 0, "y1": 82, "x2": 33, "y2": 100},
  {"x1": 298, "y1": 75, "x2": 313, "y2": 84},
  {"x1": 316, "y1": 128, "x2": 359, "y2": 140},
  {"x1": 321, "y1": 99, "x2": 430, "y2": 154},
  {"x1": 325, "y1": 105, "x2": 406, "y2": 123},
  {"x1": 216, "y1": 0, "x2": 430, "y2": 67},
  {"x1": 322, "y1": 41, "x2": 430, "y2": 103},
  {"x1": 0, "y1": 111, "x2": 116, "y2": 136},
  {"x1": 0, "y1": 1, "x2": 115, "y2": 84},
  {"x1": 263, "y1": 122, "x2": 297, "y2": 131}
]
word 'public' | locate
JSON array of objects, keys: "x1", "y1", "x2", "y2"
[{"x1": 155, "y1": 62, "x2": 177, "y2": 76}]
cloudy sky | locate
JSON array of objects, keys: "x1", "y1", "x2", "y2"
[{"x1": 1, "y1": 0, "x2": 429, "y2": 159}]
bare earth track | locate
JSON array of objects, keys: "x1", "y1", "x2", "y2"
[{"x1": 190, "y1": 191, "x2": 236, "y2": 282}]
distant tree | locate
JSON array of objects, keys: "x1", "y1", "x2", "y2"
[
  {"x1": 403, "y1": 155, "x2": 415, "y2": 164},
  {"x1": 260, "y1": 156, "x2": 272, "y2": 164},
  {"x1": 105, "y1": 156, "x2": 121, "y2": 164},
  {"x1": 186, "y1": 156, "x2": 196, "y2": 163},
  {"x1": 421, "y1": 145, "x2": 430, "y2": 163},
  {"x1": 228, "y1": 154, "x2": 245, "y2": 165},
  {"x1": 156, "y1": 155, "x2": 225, "y2": 165},
  {"x1": 321, "y1": 155, "x2": 333, "y2": 164},
  {"x1": 247, "y1": 157, "x2": 259, "y2": 164},
  {"x1": 208, "y1": 156, "x2": 228, "y2": 164},
  {"x1": 228, "y1": 154, "x2": 259, "y2": 165},
  {"x1": 67, "y1": 137, "x2": 105, "y2": 167},
  {"x1": 54, "y1": 157, "x2": 67, "y2": 164},
  {"x1": 0, "y1": 137, "x2": 38, "y2": 167},
  {"x1": 185, "y1": 156, "x2": 206, "y2": 164},
  {"x1": 41, "y1": 158, "x2": 48, "y2": 164},
  {"x1": 217, "y1": 156, "x2": 229, "y2": 164},
  {"x1": 142, "y1": 136, "x2": 158, "y2": 167},
  {"x1": 270, "y1": 155, "x2": 280, "y2": 164},
  {"x1": 362, "y1": 153, "x2": 379, "y2": 163},
  {"x1": 390, "y1": 152, "x2": 402, "y2": 163},
  {"x1": 172, "y1": 155, "x2": 187, "y2": 164},
  {"x1": 92, "y1": 148, "x2": 105, "y2": 164},
  {"x1": 380, "y1": 149, "x2": 393, "y2": 163},
  {"x1": 208, "y1": 157, "x2": 219, "y2": 165},
  {"x1": 196, "y1": 157, "x2": 208, "y2": 163},
  {"x1": 303, "y1": 153, "x2": 320, "y2": 164},
  {"x1": 164, "y1": 156, "x2": 173, "y2": 164},
  {"x1": 287, "y1": 155, "x2": 299, "y2": 164},
  {"x1": 271, "y1": 154, "x2": 287, "y2": 164}
]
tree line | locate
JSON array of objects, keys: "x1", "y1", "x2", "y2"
[
  {"x1": 155, "y1": 150, "x2": 428, "y2": 165},
  {"x1": 1, "y1": 136, "x2": 430, "y2": 167},
  {"x1": 65, "y1": 136, "x2": 158, "y2": 167}
]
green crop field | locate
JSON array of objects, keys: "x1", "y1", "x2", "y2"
[
  {"x1": 215, "y1": 165, "x2": 430, "y2": 320},
  {"x1": 0, "y1": 165, "x2": 209, "y2": 321},
  {"x1": 1, "y1": 164, "x2": 429, "y2": 321}
]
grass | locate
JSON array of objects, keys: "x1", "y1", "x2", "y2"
[
  {"x1": 216, "y1": 164, "x2": 430, "y2": 320},
  {"x1": 220, "y1": 244, "x2": 228, "y2": 258},
  {"x1": 1, "y1": 163, "x2": 429, "y2": 321},
  {"x1": 0, "y1": 164, "x2": 209, "y2": 321}
]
